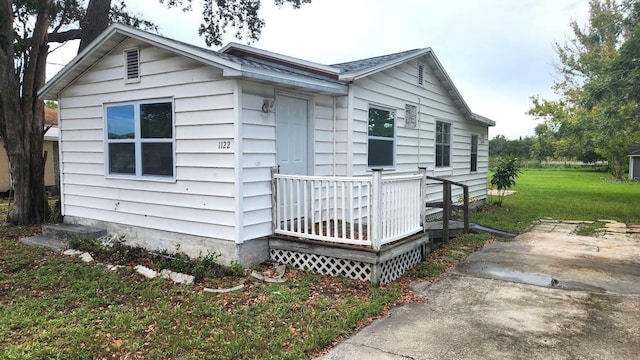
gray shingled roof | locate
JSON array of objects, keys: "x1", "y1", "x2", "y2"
[
  {"x1": 332, "y1": 49, "x2": 423, "y2": 73},
  {"x1": 166, "y1": 37, "x2": 345, "y2": 84}
]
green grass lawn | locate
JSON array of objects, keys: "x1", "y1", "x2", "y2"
[
  {"x1": 471, "y1": 169, "x2": 640, "y2": 233},
  {"x1": 0, "y1": 226, "x2": 405, "y2": 359}
]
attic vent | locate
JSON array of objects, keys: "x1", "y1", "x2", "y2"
[
  {"x1": 124, "y1": 48, "x2": 140, "y2": 82},
  {"x1": 417, "y1": 63, "x2": 424, "y2": 85},
  {"x1": 405, "y1": 104, "x2": 417, "y2": 128}
]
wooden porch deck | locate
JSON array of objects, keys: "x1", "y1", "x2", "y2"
[
  {"x1": 269, "y1": 220, "x2": 467, "y2": 285},
  {"x1": 269, "y1": 169, "x2": 473, "y2": 284}
]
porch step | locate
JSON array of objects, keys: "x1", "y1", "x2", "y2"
[
  {"x1": 42, "y1": 223, "x2": 107, "y2": 240},
  {"x1": 425, "y1": 220, "x2": 466, "y2": 241},
  {"x1": 19, "y1": 234, "x2": 69, "y2": 251},
  {"x1": 19, "y1": 224, "x2": 107, "y2": 251}
]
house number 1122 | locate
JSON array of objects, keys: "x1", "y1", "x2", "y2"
[{"x1": 218, "y1": 140, "x2": 231, "y2": 150}]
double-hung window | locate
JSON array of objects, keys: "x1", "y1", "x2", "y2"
[
  {"x1": 368, "y1": 106, "x2": 395, "y2": 168},
  {"x1": 470, "y1": 134, "x2": 478, "y2": 172},
  {"x1": 105, "y1": 99, "x2": 174, "y2": 178},
  {"x1": 435, "y1": 121, "x2": 451, "y2": 168}
]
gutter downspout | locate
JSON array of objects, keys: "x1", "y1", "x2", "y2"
[
  {"x1": 58, "y1": 98, "x2": 65, "y2": 217},
  {"x1": 333, "y1": 97, "x2": 337, "y2": 176},
  {"x1": 417, "y1": 97, "x2": 422, "y2": 168},
  {"x1": 347, "y1": 83, "x2": 354, "y2": 176}
]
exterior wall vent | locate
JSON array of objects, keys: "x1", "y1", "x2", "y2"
[
  {"x1": 418, "y1": 63, "x2": 424, "y2": 85},
  {"x1": 124, "y1": 48, "x2": 140, "y2": 83}
]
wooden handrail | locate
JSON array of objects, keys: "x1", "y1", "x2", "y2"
[{"x1": 425, "y1": 175, "x2": 470, "y2": 240}]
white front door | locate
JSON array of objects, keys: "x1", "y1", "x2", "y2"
[{"x1": 276, "y1": 95, "x2": 309, "y2": 175}]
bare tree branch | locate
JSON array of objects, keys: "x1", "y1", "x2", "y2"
[{"x1": 47, "y1": 28, "x2": 82, "y2": 43}]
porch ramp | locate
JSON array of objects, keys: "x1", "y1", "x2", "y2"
[
  {"x1": 19, "y1": 224, "x2": 107, "y2": 251},
  {"x1": 425, "y1": 220, "x2": 466, "y2": 243}
]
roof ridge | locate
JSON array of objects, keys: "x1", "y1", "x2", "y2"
[{"x1": 332, "y1": 48, "x2": 422, "y2": 65}]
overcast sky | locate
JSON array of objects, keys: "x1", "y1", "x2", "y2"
[{"x1": 48, "y1": 0, "x2": 591, "y2": 139}]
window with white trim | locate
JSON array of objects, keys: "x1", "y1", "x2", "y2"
[
  {"x1": 105, "y1": 99, "x2": 174, "y2": 178},
  {"x1": 368, "y1": 106, "x2": 395, "y2": 168},
  {"x1": 435, "y1": 121, "x2": 451, "y2": 167},
  {"x1": 471, "y1": 134, "x2": 478, "y2": 172}
]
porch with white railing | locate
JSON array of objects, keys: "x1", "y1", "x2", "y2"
[{"x1": 271, "y1": 168, "x2": 426, "y2": 250}]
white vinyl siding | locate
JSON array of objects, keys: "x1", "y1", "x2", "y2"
[
  {"x1": 239, "y1": 82, "x2": 341, "y2": 242},
  {"x1": 347, "y1": 59, "x2": 490, "y2": 202},
  {"x1": 58, "y1": 39, "x2": 237, "y2": 241}
]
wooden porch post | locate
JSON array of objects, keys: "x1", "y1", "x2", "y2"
[
  {"x1": 463, "y1": 185, "x2": 469, "y2": 233},
  {"x1": 442, "y1": 181, "x2": 451, "y2": 243},
  {"x1": 370, "y1": 169, "x2": 383, "y2": 251},
  {"x1": 418, "y1": 167, "x2": 427, "y2": 228}
]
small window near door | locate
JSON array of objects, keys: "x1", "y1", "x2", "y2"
[
  {"x1": 368, "y1": 106, "x2": 395, "y2": 168},
  {"x1": 436, "y1": 121, "x2": 451, "y2": 167},
  {"x1": 471, "y1": 134, "x2": 478, "y2": 172}
]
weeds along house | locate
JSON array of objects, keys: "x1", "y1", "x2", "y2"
[{"x1": 39, "y1": 24, "x2": 494, "y2": 278}]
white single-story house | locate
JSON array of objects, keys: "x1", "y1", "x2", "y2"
[{"x1": 40, "y1": 23, "x2": 494, "y2": 276}]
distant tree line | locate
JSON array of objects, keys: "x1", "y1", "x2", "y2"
[{"x1": 489, "y1": 126, "x2": 604, "y2": 164}]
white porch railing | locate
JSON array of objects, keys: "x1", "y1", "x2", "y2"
[{"x1": 272, "y1": 169, "x2": 426, "y2": 250}]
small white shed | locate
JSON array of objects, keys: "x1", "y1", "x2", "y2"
[
  {"x1": 630, "y1": 145, "x2": 640, "y2": 181},
  {"x1": 40, "y1": 24, "x2": 495, "y2": 268}
]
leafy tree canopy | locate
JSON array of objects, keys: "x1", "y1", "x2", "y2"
[{"x1": 528, "y1": 0, "x2": 640, "y2": 178}]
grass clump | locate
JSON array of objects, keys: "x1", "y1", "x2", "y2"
[
  {"x1": 575, "y1": 221, "x2": 607, "y2": 236},
  {"x1": 410, "y1": 233, "x2": 494, "y2": 278}
]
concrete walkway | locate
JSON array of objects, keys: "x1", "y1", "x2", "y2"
[{"x1": 317, "y1": 220, "x2": 640, "y2": 360}]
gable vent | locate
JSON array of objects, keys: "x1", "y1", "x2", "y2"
[
  {"x1": 124, "y1": 48, "x2": 140, "y2": 82},
  {"x1": 418, "y1": 63, "x2": 424, "y2": 85}
]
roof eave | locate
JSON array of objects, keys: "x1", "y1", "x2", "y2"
[
  {"x1": 240, "y1": 68, "x2": 348, "y2": 95},
  {"x1": 472, "y1": 113, "x2": 496, "y2": 127},
  {"x1": 40, "y1": 23, "x2": 243, "y2": 100}
]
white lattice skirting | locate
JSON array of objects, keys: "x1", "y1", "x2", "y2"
[
  {"x1": 270, "y1": 249, "x2": 373, "y2": 282},
  {"x1": 269, "y1": 234, "x2": 430, "y2": 285},
  {"x1": 378, "y1": 246, "x2": 423, "y2": 284}
]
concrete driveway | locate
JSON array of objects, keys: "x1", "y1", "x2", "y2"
[{"x1": 318, "y1": 220, "x2": 640, "y2": 360}]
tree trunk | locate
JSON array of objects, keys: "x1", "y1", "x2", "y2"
[
  {"x1": 78, "y1": 0, "x2": 112, "y2": 52},
  {"x1": 1, "y1": 0, "x2": 51, "y2": 224}
]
